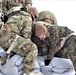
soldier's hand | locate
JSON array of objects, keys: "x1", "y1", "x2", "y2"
[{"x1": 28, "y1": 7, "x2": 38, "y2": 21}]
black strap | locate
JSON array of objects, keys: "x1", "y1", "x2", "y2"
[
  {"x1": 20, "y1": 7, "x2": 27, "y2": 11},
  {"x1": 1, "y1": 15, "x2": 8, "y2": 23}
]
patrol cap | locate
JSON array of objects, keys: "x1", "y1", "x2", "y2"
[
  {"x1": 33, "y1": 21, "x2": 48, "y2": 38},
  {"x1": 34, "y1": 24, "x2": 48, "y2": 39},
  {"x1": 36, "y1": 11, "x2": 57, "y2": 24}
]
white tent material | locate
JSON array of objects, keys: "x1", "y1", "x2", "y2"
[
  {"x1": 0, "y1": 54, "x2": 75, "y2": 75},
  {"x1": 0, "y1": 54, "x2": 24, "y2": 75},
  {"x1": 36, "y1": 56, "x2": 75, "y2": 75}
]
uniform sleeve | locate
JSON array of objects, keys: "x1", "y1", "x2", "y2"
[
  {"x1": 66, "y1": 27, "x2": 74, "y2": 36},
  {"x1": 25, "y1": 0, "x2": 32, "y2": 6},
  {"x1": 47, "y1": 26, "x2": 66, "y2": 60},
  {"x1": 25, "y1": 0, "x2": 32, "y2": 9},
  {"x1": 22, "y1": 16, "x2": 32, "y2": 39},
  {"x1": 0, "y1": 1, "x2": 2, "y2": 9},
  {"x1": 1, "y1": 0, "x2": 8, "y2": 14}
]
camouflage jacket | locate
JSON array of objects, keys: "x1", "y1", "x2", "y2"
[{"x1": 32, "y1": 22, "x2": 74, "y2": 60}]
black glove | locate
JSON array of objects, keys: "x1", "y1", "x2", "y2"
[
  {"x1": 45, "y1": 59, "x2": 51, "y2": 66},
  {"x1": 20, "y1": 7, "x2": 27, "y2": 11}
]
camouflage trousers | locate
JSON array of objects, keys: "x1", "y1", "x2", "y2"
[
  {"x1": 55, "y1": 35, "x2": 76, "y2": 71},
  {"x1": 0, "y1": 12, "x2": 38, "y2": 75},
  {"x1": 9, "y1": 37, "x2": 38, "y2": 75}
]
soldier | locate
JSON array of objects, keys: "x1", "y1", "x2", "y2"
[
  {"x1": 31, "y1": 11, "x2": 58, "y2": 44},
  {"x1": 36, "y1": 11, "x2": 57, "y2": 25},
  {"x1": 0, "y1": 0, "x2": 39, "y2": 75},
  {"x1": 32, "y1": 20, "x2": 76, "y2": 71},
  {"x1": 31, "y1": 11, "x2": 58, "y2": 57}
]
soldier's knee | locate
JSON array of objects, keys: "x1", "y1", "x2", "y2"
[{"x1": 31, "y1": 42, "x2": 38, "y2": 58}]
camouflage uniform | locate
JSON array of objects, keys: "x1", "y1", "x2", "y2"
[
  {"x1": 0, "y1": 0, "x2": 38, "y2": 75},
  {"x1": 0, "y1": 0, "x2": 32, "y2": 14},
  {"x1": 32, "y1": 22, "x2": 76, "y2": 71},
  {"x1": 36, "y1": 11, "x2": 57, "y2": 25}
]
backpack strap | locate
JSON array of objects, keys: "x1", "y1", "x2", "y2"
[
  {"x1": 6, "y1": 34, "x2": 20, "y2": 54},
  {"x1": 0, "y1": 35, "x2": 20, "y2": 74},
  {"x1": 55, "y1": 33, "x2": 75, "y2": 54},
  {"x1": 6, "y1": 34, "x2": 20, "y2": 61},
  {"x1": 47, "y1": 33, "x2": 75, "y2": 61},
  {"x1": 7, "y1": 6, "x2": 27, "y2": 15}
]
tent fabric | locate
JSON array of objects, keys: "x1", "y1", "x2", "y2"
[
  {"x1": 0, "y1": 54, "x2": 24, "y2": 75},
  {"x1": 36, "y1": 56, "x2": 75, "y2": 75}
]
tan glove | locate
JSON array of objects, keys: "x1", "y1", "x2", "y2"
[
  {"x1": 28, "y1": 7, "x2": 38, "y2": 21},
  {"x1": 0, "y1": 20, "x2": 3, "y2": 28}
]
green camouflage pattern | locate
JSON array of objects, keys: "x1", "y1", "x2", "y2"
[
  {"x1": 54, "y1": 35, "x2": 76, "y2": 71},
  {"x1": 0, "y1": 0, "x2": 32, "y2": 14},
  {"x1": 25, "y1": 0, "x2": 32, "y2": 6},
  {"x1": 0, "y1": 11, "x2": 38, "y2": 75},
  {"x1": 36, "y1": 11, "x2": 57, "y2": 24},
  {"x1": 32, "y1": 21, "x2": 76, "y2": 70}
]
